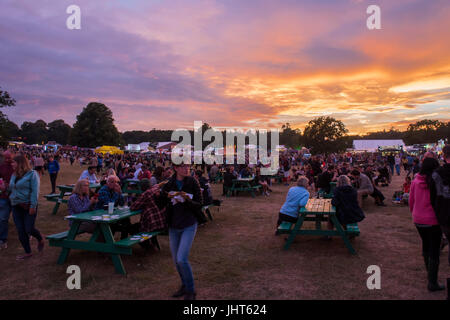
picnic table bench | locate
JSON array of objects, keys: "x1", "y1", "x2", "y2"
[
  {"x1": 46, "y1": 208, "x2": 163, "y2": 275},
  {"x1": 226, "y1": 178, "x2": 261, "y2": 198},
  {"x1": 45, "y1": 183, "x2": 101, "y2": 215},
  {"x1": 266, "y1": 174, "x2": 284, "y2": 184},
  {"x1": 276, "y1": 198, "x2": 359, "y2": 254},
  {"x1": 212, "y1": 171, "x2": 224, "y2": 184}
]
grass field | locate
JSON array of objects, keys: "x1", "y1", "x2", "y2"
[{"x1": 0, "y1": 162, "x2": 448, "y2": 300}]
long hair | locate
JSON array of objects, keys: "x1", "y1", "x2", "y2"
[
  {"x1": 419, "y1": 157, "x2": 439, "y2": 190},
  {"x1": 13, "y1": 154, "x2": 32, "y2": 178},
  {"x1": 73, "y1": 179, "x2": 89, "y2": 196},
  {"x1": 337, "y1": 175, "x2": 351, "y2": 188}
]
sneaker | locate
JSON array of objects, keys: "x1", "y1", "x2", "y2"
[
  {"x1": 16, "y1": 253, "x2": 33, "y2": 260},
  {"x1": 0, "y1": 241, "x2": 7, "y2": 249}
]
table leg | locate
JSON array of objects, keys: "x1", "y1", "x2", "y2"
[
  {"x1": 284, "y1": 212, "x2": 306, "y2": 250},
  {"x1": 52, "y1": 190, "x2": 66, "y2": 215},
  {"x1": 315, "y1": 215, "x2": 322, "y2": 230},
  {"x1": 57, "y1": 221, "x2": 80, "y2": 265},
  {"x1": 100, "y1": 224, "x2": 127, "y2": 275},
  {"x1": 330, "y1": 214, "x2": 356, "y2": 255},
  {"x1": 89, "y1": 227, "x2": 101, "y2": 242}
]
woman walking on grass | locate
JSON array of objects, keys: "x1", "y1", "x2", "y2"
[
  {"x1": 409, "y1": 157, "x2": 445, "y2": 292},
  {"x1": 8, "y1": 155, "x2": 44, "y2": 260}
]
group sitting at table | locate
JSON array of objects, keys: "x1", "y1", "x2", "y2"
[{"x1": 276, "y1": 174, "x2": 365, "y2": 234}]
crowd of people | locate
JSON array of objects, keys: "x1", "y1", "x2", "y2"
[{"x1": 0, "y1": 144, "x2": 449, "y2": 297}]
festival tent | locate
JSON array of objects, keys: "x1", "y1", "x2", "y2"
[
  {"x1": 94, "y1": 145, "x2": 124, "y2": 155},
  {"x1": 156, "y1": 141, "x2": 177, "y2": 151},
  {"x1": 352, "y1": 140, "x2": 405, "y2": 152}
]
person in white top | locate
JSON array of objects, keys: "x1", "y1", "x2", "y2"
[
  {"x1": 394, "y1": 154, "x2": 401, "y2": 176},
  {"x1": 79, "y1": 166, "x2": 99, "y2": 184},
  {"x1": 133, "y1": 163, "x2": 143, "y2": 180}
]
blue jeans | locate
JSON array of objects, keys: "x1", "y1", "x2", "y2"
[
  {"x1": 395, "y1": 164, "x2": 400, "y2": 175},
  {"x1": 12, "y1": 205, "x2": 43, "y2": 254},
  {"x1": 169, "y1": 223, "x2": 198, "y2": 293},
  {"x1": 0, "y1": 198, "x2": 11, "y2": 242}
]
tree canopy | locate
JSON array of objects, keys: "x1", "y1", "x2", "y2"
[
  {"x1": 303, "y1": 116, "x2": 349, "y2": 154},
  {"x1": 0, "y1": 88, "x2": 16, "y2": 108},
  {"x1": 69, "y1": 102, "x2": 122, "y2": 148}
]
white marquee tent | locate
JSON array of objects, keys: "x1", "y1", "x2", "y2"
[{"x1": 352, "y1": 139, "x2": 405, "y2": 152}]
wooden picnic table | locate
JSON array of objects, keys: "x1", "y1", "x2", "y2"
[
  {"x1": 45, "y1": 183, "x2": 102, "y2": 215},
  {"x1": 227, "y1": 177, "x2": 261, "y2": 198},
  {"x1": 277, "y1": 198, "x2": 359, "y2": 254},
  {"x1": 46, "y1": 207, "x2": 161, "y2": 275}
]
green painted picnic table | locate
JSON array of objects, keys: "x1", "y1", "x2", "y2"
[
  {"x1": 45, "y1": 183, "x2": 102, "y2": 215},
  {"x1": 121, "y1": 179, "x2": 143, "y2": 195},
  {"x1": 263, "y1": 174, "x2": 283, "y2": 184},
  {"x1": 277, "y1": 198, "x2": 359, "y2": 254},
  {"x1": 318, "y1": 181, "x2": 337, "y2": 199},
  {"x1": 46, "y1": 207, "x2": 161, "y2": 275},
  {"x1": 227, "y1": 177, "x2": 261, "y2": 198}
]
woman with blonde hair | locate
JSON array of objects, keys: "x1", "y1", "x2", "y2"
[
  {"x1": 67, "y1": 179, "x2": 98, "y2": 233},
  {"x1": 8, "y1": 154, "x2": 44, "y2": 260}
]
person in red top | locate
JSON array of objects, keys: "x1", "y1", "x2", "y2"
[
  {"x1": 138, "y1": 165, "x2": 152, "y2": 180},
  {"x1": 403, "y1": 176, "x2": 411, "y2": 193},
  {"x1": 409, "y1": 157, "x2": 444, "y2": 292},
  {"x1": 0, "y1": 151, "x2": 14, "y2": 249}
]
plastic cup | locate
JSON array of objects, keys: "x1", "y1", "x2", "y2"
[{"x1": 108, "y1": 202, "x2": 114, "y2": 214}]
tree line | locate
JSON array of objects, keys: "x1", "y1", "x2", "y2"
[{"x1": 1, "y1": 88, "x2": 449, "y2": 153}]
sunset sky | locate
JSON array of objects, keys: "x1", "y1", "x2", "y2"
[{"x1": 1, "y1": 0, "x2": 449, "y2": 134}]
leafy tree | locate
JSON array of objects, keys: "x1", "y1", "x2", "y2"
[
  {"x1": 303, "y1": 116, "x2": 348, "y2": 154},
  {"x1": 70, "y1": 102, "x2": 121, "y2": 148},
  {"x1": 0, "y1": 88, "x2": 17, "y2": 147},
  {"x1": 280, "y1": 123, "x2": 302, "y2": 148},
  {"x1": 21, "y1": 120, "x2": 48, "y2": 144},
  {"x1": 0, "y1": 112, "x2": 20, "y2": 147},
  {"x1": 0, "y1": 88, "x2": 16, "y2": 108},
  {"x1": 47, "y1": 119, "x2": 72, "y2": 145},
  {"x1": 404, "y1": 119, "x2": 447, "y2": 145}
]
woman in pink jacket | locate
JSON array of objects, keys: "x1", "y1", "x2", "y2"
[{"x1": 409, "y1": 157, "x2": 444, "y2": 292}]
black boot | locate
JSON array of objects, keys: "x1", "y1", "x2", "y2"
[
  {"x1": 447, "y1": 278, "x2": 450, "y2": 301},
  {"x1": 184, "y1": 291, "x2": 197, "y2": 300},
  {"x1": 423, "y1": 254, "x2": 429, "y2": 272},
  {"x1": 427, "y1": 258, "x2": 445, "y2": 292},
  {"x1": 172, "y1": 285, "x2": 186, "y2": 298}
]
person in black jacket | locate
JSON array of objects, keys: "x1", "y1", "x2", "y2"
[
  {"x1": 430, "y1": 144, "x2": 450, "y2": 264},
  {"x1": 330, "y1": 175, "x2": 365, "y2": 231},
  {"x1": 161, "y1": 164, "x2": 203, "y2": 300},
  {"x1": 194, "y1": 170, "x2": 213, "y2": 206},
  {"x1": 223, "y1": 166, "x2": 237, "y2": 196}
]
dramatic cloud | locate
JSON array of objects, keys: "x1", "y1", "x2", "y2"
[{"x1": 1, "y1": 0, "x2": 449, "y2": 133}]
